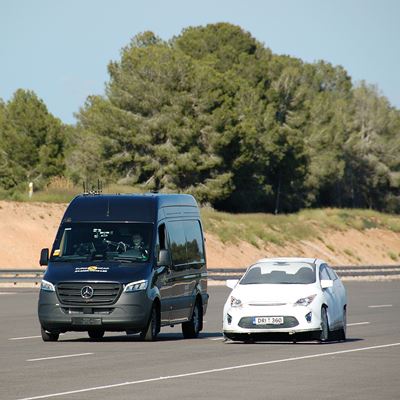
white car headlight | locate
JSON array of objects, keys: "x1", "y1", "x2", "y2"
[
  {"x1": 230, "y1": 296, "x2": 242, "y2": 307},
  {"x1": 40, "y1": 279, "x2": 55, "y2": 292},
  {"x1": 294, "y1": 294, "x2": 317, "y2": 306},
  {"x1": 124, "y1": 280, "x2": 148, "y2": 292}
]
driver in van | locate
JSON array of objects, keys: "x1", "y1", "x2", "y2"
[{"x1": 129, "y1": 233, "x2": 149, "y2": 260}]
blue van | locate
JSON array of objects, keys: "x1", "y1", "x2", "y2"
[{"x1": 38, "y1": 193, "x2": 208, "y2": 341}]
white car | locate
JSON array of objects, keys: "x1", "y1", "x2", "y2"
[{"x1": 223, "y1": 257, "x2": 347, "y2": 342}]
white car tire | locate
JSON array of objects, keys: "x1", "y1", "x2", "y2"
[
  {"x1": 319, "y1": 307, "x2": 330, "y2": 342},
  {"x1": 338, "y1": 307, "x2": 347, "y2": 341}
]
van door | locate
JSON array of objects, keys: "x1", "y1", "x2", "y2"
[
  {"x1": 166, "y1": 220, "x2": 189, "y2": 322},
  {"x1": 182, "y1": 219, "x2": 206, "y2": 312},
  {"x1": 155, "y1": 224, "x2": 174, "y2": 325}
]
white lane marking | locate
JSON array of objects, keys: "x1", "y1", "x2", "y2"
[
  {"x1": 16, "y1": 342, "x2": 400, "y2": 400},
  {"x1": 9, "y1": 333, "x2": 66, "y2": 341},
  {"x1": 210, "y1": 337, "x2": 225, "y2": 341},
  {"x1": 368, "y1": 304, "x2": 393, "y2": 308},
  {"x1": 209, "y1": 322, "x2": 371, "y2": 339},
  {"x1": 27, "y1": 353, "x2": 93, "y2": 362},
  {"x1": 9, "y1": 335, "x2": 42, "y2": 341},
  {"x1": 0, "y1": 292, "x2": 17, "y2": 295}
]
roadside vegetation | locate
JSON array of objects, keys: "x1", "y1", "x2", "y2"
[
  {"x1": 201, "y1": 207, "x2": 400, "y2": 247},
  {"x1": 1, "y1": 23, "x2": 400, "y2": 215},
  {"x1": 2, "y1": 177, "x2": 400, "y2": 248}
]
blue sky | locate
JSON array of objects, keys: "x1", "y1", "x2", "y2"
[{"x1": 1, "y1": 0, "x2": 399, "y2": 124}]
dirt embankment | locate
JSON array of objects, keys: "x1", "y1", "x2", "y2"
[{"x1": 1, "y1": 200, "x2": 400, "y2": 268}]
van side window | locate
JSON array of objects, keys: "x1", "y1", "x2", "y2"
[
  {"x1": 167, "y1": 221, "x2": 187, "y2": 267},
  {"x1": 156, "y1": 224, "x2": 167, "y2": 262},
  {"x1": 183, "y1": 220, "x2": 205, "y2": 263},
  {"x1": 159, "y1": 224, "x2": 167, "y2": 250}
]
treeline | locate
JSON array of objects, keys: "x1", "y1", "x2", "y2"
[{"x1": 1, "y1": 23, "x2": 400, "y2": 213}]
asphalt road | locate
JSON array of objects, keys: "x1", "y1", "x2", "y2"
[{"x1": 0, "y1": 281, "x2": 399, "y2": 400}]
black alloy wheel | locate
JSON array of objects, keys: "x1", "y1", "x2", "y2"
[
  {"x1": 182, "y1": 300, "x2": 202, "y2": 339},
  {"x1": 140, "y1": 304, "x2": 159, "y2": 341}
]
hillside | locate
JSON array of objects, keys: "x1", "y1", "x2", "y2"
[{"x1": 1, "y1": 200, "x2": 400, "y2": 269}]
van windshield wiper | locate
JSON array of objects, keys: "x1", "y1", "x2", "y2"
[
  {"x1": 52, "y1": 256, "x2": 89, "y2": 262},
  {"x1": 109, "y1": 257, "x2": 147, "y2": 263}
]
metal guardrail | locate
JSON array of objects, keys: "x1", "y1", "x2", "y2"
[
  {"x1": 207, "y1": 265, "x2": 400, "y2": 280},
  {"x1": 1, "y1": 265, "x2": 400, "y2": 285},
  {"x1": 0, "y1": 269, "x2": 43, "y2": 285}
]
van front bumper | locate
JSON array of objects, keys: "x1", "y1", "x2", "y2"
[{"x1": 38, "y1": 290, "x2": 152, "y2": 332}]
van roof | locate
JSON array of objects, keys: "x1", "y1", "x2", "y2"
[{"x1": 62, "y1": 193, "x2": 198, "y2": 222}]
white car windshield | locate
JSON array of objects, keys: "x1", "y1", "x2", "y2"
[{"x1": 240, "y1": 262, "x2": 316, "y2": 285}]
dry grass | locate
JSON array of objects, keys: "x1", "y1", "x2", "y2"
[{"x1": 201, "y1": 207, "x2": 400, "y2": 247}]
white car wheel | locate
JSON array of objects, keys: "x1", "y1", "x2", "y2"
[
  {"x1": 319, "y1": 307, "x2": 330, "y2": 342},
  {"x1": 338, "y1": 307, "x2": 347, "y2": 341}
]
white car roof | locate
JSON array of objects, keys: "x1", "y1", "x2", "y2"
[{"x1": 254, "y1": 257, "x2": 325, "y2": 266}]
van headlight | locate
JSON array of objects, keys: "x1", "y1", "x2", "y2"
[
  {"x1": 124, "y1": 280, "x2": 148, "y2": 292},
  {"x1": 40, "y1": 279, "x2": 55, "y2": 292},
  {"x1": 294, "y1": 294, "x2": 317, "y2": 306}
]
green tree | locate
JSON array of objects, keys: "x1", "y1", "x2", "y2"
[
  {"x1": 0, "y1": 89, "x2": 65, "y2": 190},
  {"x1": 72, "y1": 23, "x2": 400, "y2": 213}
]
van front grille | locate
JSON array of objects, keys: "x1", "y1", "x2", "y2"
[{"x1": 56, "y1": 282, "x2": 122, "y2": 305}]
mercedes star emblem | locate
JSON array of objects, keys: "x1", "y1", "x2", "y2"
[{"x1": 81, "y1": 285, "x2": 94, "y2": 299}]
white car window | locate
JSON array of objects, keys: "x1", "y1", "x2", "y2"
[
  {"x1": 240, "y1": 262, "x2": 316, "y2": 285},
  {"x1": 327, "y1": 266, "x2": 338, "y2": 280},
  {"x1": 319, "y1": 265, "x2": 331, "y2": 281}
]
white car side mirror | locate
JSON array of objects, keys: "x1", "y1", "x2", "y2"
[
  {"x1": 321, "y1": 279, "x2": 333, "y2": 289},
  {"x1": 226, "y1": 279, "x2": 239, "y2": 289}
]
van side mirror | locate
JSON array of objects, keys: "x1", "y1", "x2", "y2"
[
  {"x1": 40, "y1": 248, "x2": 49, "y2": 266},
  {"x1": 226, "y1": 279, "x2": 239, "y2": 289},
  {"x1": 321, "y1": 279, "x2": 333, "y2": 289},
  {"x1": 158, "y1": 249, "x2": 171, "y2": 267}
]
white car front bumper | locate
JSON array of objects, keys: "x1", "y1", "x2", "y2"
[{"x1": 223, "y1": 303, "x2": 323, "y2": 338}]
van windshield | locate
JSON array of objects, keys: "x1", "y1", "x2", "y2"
[{"x1": 51, "y1": 223, "x2": 153, "y2": 263}]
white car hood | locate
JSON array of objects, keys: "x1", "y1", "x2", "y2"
[{"x1": 232, "y1": 283, "x2": 319, "y2": 305}]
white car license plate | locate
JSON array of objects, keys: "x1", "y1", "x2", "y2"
[{"x1": 253, "y1": 316, "x2": 284, "y2": 325}]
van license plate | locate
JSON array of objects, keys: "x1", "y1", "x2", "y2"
[
  {"x1": 253, "y1": 316, "x2": 284, "y2": 325},
  {"x1": 72, "y1": 317, "x2": 102, "y2": 325}
]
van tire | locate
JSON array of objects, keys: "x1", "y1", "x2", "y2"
[
  {"x1": 41, "y1": 326, "x2": 59, "y2": 342},
  {"x1": 140, "y1": 304, "x2": 159, "y2": 341},
  {"x1": 182, "y1": 300, "x2": 202, "y2": 339},
  {"x1": 88, "y1": 329, "x2": 105, "y2": 339}
]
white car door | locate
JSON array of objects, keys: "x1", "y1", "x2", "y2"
[
  {"x1": 319, "y1": 264, "x2": 338, "y2": 329},
  {"x1": 328, "y1": 266, "x2": 346, "y2": 325}
]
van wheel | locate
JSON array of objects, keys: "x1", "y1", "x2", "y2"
[
  {"x1": 140, "y1": 304, "x2": 159, "y2": 341},
  {"x1": 88, "y1": 329, "x2": 105, "y2": 339},
  {"x1": 182, "y1": 300, "x2": 202, "y2": 339},
  {"x1": 41, "y1": 326, "x2": 59, "y2": 342}
]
